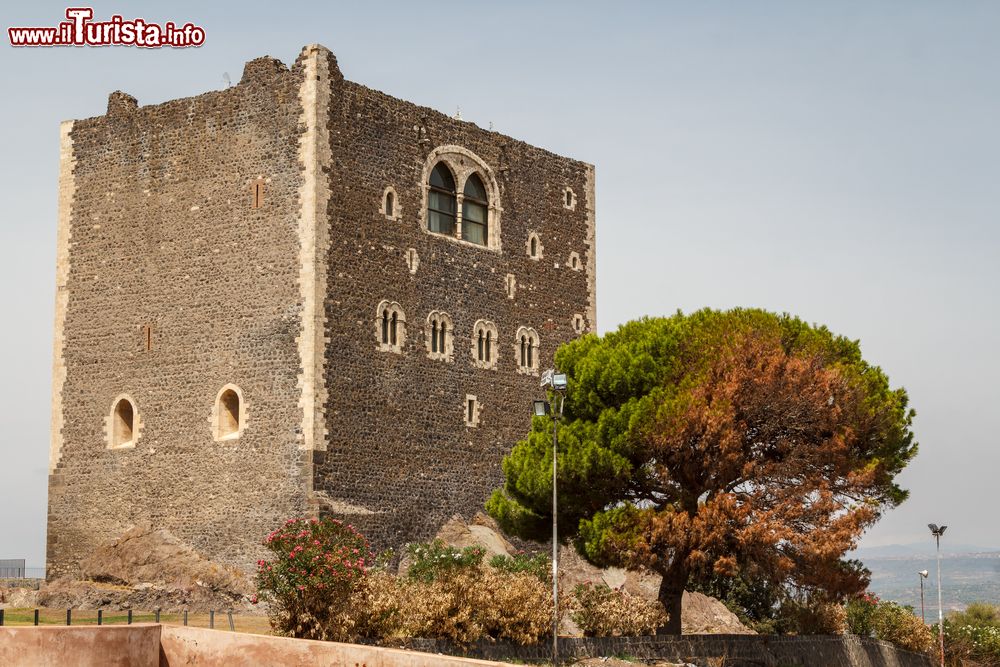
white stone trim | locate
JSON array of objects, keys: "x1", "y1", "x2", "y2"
[
  {"x1": 419, "y1": 145, "x2": 503, "y2": 252},
  {"x1": 572, "y1": 314, "x2": 585, "y2": 334},
  {"x1": 584, "y1": 165, "x2": 597, "y2": 330},
  {"x1": 526, "y1": 232, "x2": 543, "y2": 260},
  {"x1": 211, "y1": 383, "x2": 247, "y2": 442},
  {"x1": 471, "y1": 319, "x2": 499, "y2": 369},
  {"x1": 380, "y1": 185, "x2": 402, "y2": 221},
  {"x1": 376, "y1": 300, "x2": 406, "y2": 353},
  {"x1": 105, "y1": 394, "x2": 142, "y2": 450},
  {"x1": 425, "y1": 310, "x2": 454, "y2": 362},
  {"x1": 405, "y1": 248, "x2": 419, "y2": 274},
  {"x1": 50, "y1": 120, "x2": 75, "y2": 472},
  {"x1": 295, "y1": 44, "x2": 332, "y2": 452},
  {"x1": 505, "y1": 274, "x2": 516, "y2": 300}
]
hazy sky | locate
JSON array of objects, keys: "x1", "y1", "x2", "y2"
[{"x1": 1, "y1": 2, "x2": 997, "y2": 567}]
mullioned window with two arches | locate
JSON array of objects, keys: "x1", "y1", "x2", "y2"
[
  {"x1": 472, "y1": 320, "x2": 498, "y2": 369},
  {"x1": 423, "y1": 146, "x2": 502, "y2": 250}
]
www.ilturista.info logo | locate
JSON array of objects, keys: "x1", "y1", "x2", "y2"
[{"x1": 8, "y1": 8, "x2": 205, "y2": 48}]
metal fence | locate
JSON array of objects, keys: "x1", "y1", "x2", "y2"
[
  {"x1": 0, "y1": 559, "x2": 26, "y2": 578},
  {"x1": 0, "y1": 607, "x2": 270, "y2": 634}
]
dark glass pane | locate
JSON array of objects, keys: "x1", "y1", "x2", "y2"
[
  {"x1": 478, "y1": 332, "x2": 484, "y2": 360},
  {"x1": 430, "y1": 163, "x2": 455, "y2": 191},
  {"x1": 382, "y1": 311, "x2": 389, "y2": 344},
  {"x1": 390, "y1": 312, "x2": 398, "y2": 345},
  {"x1": 429, "y1": 210, "x2": 455, "y2": 235},
  {"x1": 432, "y1": 322, "x2": 438, "y2": 353},
  {"x1": 463, "y1": 200, "x2": 487, "y2": 224},
  {"x1": 429, "y1": 190, "x2": 456, "y2": 214},
  {"x1": 439, "y1": 324, "x2": 447, "y2": 353},
  {"x1": 463, "y1": 173, "x2": 487, "y2": 201},
  {"x1": 385, "y1": 192, "x2": 394, "y2": 216},
  {"x1": 462, "y1": 221, "x2": 486, "y2": 245},
  {"x1": 485, "y1": 332, "x2": 492, "y2": 361},
  {"x1": 520, "y1": 337, "x2": 526, "y2": 366}
]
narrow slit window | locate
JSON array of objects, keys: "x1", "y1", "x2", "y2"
[
  {"x1": 520, "y1": 336, "x2": 527, "y2": 367},
  {"x1": 432, "y1": 321, "x2": 439, "y2": 353},
  {"x1": 467, "y1": 398, "x2": 475, "y2": 423},
  {"x1": 251, "y1": 179, "x2": 265, "y2": 209},
  {"x1": 111, "y1": 398, "x2": 135, "y2": 448},
  {"x1": 390, "y1": 312, "x2": 398, "y2": 345},
  {"x1": 382, "y1": 310, "x2": 389, "y2": 344},
  {"x1": 485, "y1": 331, "x2": 492, "y2": 362},
  {"x1": 385, "y1": 191, "x2": 395, "y2": 217},
  {"x1": 477, "y1": 331, "x2": 484, "y2": 361},
  {"x1": 218, "y1": 388, "x2": 241, "y2": 439}
]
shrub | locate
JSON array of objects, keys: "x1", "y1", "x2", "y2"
[
  {"x1": 406, "y1": 540, "x2": 485, "y2": 583},
  {"x1": 254, "y1": 517, "x2": 371, "y2": 640},
  {"x1": 872, "y1": 602, "x2": 933, "y2": 653},
  {"x1": 489, "y1": 551, "x2": 551, "y2": 583},
  {"x1": 403, "y1": 551, "x2": 553, "y2": 645},
  {"x1": 846, "y1": 593, "x2": 933, "y2": 654},
  {"x1": 845, "y1": 593, "x2": 880, "y2": 636},
  {"x1": 780, "y1": 598, "x2": 847, "y2": 635},
  {"x1": 570, "y1": 582, "x2": 667, "y2": 636},
  {"x1": 939, "y1": 603, "x2": 1000, "y2": 667}
]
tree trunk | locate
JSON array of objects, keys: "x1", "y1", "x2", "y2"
[{"x1": 656, "y1": 562, "x2": 689, "y2": 635}]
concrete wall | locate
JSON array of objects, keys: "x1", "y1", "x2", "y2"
[
  {"x1": 400, "y1": 634, "x2": 936, "y2": 667},
  {"x1": 159, "y1": 625, "x2": 514, "y2": 666},
  {"x1": 0, "y1": 624, "x2": 514, "y2": 667},
  {"x1": 0, "y1": 624, "x2": 160, "y2": 667}
]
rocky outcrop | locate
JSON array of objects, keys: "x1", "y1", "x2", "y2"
[{"x1": 38, "y1": 524, "x2": 253, "y2": 612}]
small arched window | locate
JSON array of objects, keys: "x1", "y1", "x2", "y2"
[
  {"x1": 376, "y1": 300, "x2": 406, "y2": 352},
  {"x1": 462, "y1": 174, "x2": 489, "y2": 246},
  {"x1": 214, "y1": 386, "x2": 244, "y2": 441},
  {"x1": 526, "y1": 232, "x2": 542, "y2": 260},
  {"x1": 515, "y1": 327, "x2": 540, "y2": 374},
  {"x1": 108, "y1": 396, "x2": 138, "y2": 449},
  {"x1": 427, "y1": 163, "x2": 457, "y2": 235},
  {"x1": 427, "y1": 311, "x2": 453, "y2": 361},
  {"x1": 472, "y1": 320, "x2": 498, "y2": 369},
  {"x1": 385, "y1": 191, "x2": 394, "y2": 217}
]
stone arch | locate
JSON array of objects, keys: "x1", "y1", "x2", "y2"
[{"x1": 420, "y1": 146, "x2": 503, "y2": 251}]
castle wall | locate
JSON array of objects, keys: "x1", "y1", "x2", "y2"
[
  {"x1": 313, "y1": 68, "x2": 596, "y2": 548},
  {"x1": 46, "y1": 58, "x2": 314, "y2": 577}
]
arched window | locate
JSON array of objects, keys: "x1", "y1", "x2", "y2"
[
  {"x1": 108, "y1": 396, "x2": 139, "y2": 449},
  {"x1": 515, "y1": 327, "x2": 540, "y2": 374},
  {"x1": 567, "y1": 251, "x2": 582, "y2": 271},
  {"x1": 526, "y1": 232, "x2": 542, "y2": 260},
  {"x1": 213, "y1": 385, "x2": 245, "y2": 441},
  {"x1": 426, "y1": 311, "x2": 453, "y2": 361},
  {"x1": 472, "y1": 320, "x2": 498, "y2": 369},
  {"x1": 376, "y1": 300, "x2": 406, "y2": 353},
  {"x1": 385, "y1": 191, "x2": 394, "y2": 217},
  {"x1": 462, "y1": 174, "x2": 489, "y2": 246},
  {"x1": 427, "y1": 163, "x2": 456, "y2": 235}
]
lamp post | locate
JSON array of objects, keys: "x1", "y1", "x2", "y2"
[
  {"x1": 535, "y1": 369, "x2": 567, "y2": 667},
  {"x1": 918, "y1": 569, "x2": 929, "y2": 624},
  {"x1": 928, "y1": 524, "x2": 947, "y2": 667}
]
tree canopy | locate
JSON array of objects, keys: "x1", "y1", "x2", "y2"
[{"x1": 487, "y1": 309, "x2": 917, "y2": 634}]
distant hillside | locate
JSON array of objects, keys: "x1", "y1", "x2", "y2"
[{"x1": 854, "y1": 542, "x2": 1000, "y2": 560}]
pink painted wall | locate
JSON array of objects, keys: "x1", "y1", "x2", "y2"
[{"x1": 0, "y1": 624, "x2": 160, "y2": 667}]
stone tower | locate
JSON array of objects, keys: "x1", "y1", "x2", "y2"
[{"x1": 47, "y1": 44, "x2": 596, "y2": 577}]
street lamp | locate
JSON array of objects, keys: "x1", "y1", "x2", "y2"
[
  {"x1": 918, "y1": 569, "x2": 929, "y2": 624},
  {"x1": 536, "y1": 369, "x2": 567, "y2": 667},
  {"x1": 928, "y1": 523, "x2": 947, "y2": 667}
]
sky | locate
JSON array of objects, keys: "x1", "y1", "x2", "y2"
[{"x1": 1, "y1": 1, "x2": 998, "y2": 568}]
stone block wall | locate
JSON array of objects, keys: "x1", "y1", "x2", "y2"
[
  {"x1": 47, "y1": 53, "x2": 313, "y2": 577},
  {"x1": 47, "y1": 43, "x2": 596, "y2": 573},
  {"x1": 312, "y1": 56, "x2": 596, "y2": 549}
]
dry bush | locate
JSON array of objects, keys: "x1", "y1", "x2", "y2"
[
  {"x1": 403, "y1": 565, "x2": 552, "y2": 645},
  {"x1": 782, "y1": 599, "x2": 847, "y2": 635},
  {"x1": 570, "y1": 582, "x2": 667, "y2": 636},
  {"x1": 874, "y1": 605, "x2": 933, "y2": 654}
]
